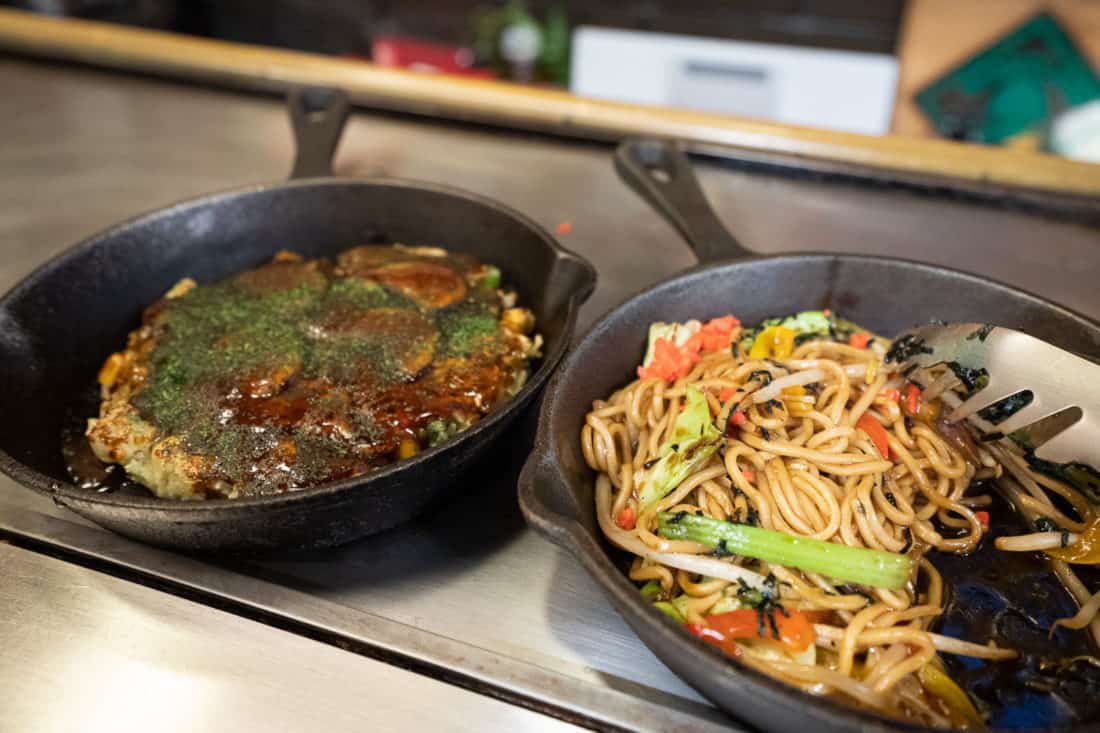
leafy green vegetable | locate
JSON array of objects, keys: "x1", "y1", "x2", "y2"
[
  {"x1": 481, "y1": 265, "x2": 501, "y2": 290},
  {"x1": 657, "y1": 512, "x2": 911, "y2": 590},
  {"x1": 777, "y1": 310, "x2": 832, "y2": 335},
  {"x1": 640, "y1": 321, "x2": 700, "y2": 369},
  {"x1": 671, "y1": 593, "x2": 693, "y2": 620},
  {"x1": 1023, "y1": 454, "x2": 1100, "y2": 505},
  {"x1": 423, "y1": 419, "x2": 457, "y2": 448},
  {"x1": 654, "y1": 601, "x2": 686, "y2": 623},
  {"x1": 639, "y1": 580, "x2": 662, "y2": 600},
  {"x1": 707, "y1": 595, "x2": 743, "y2": 615},
  {"x1": 636, "y1": 386, "x2": 720, "y2": 511},
  {"x1": 740, "y1": 310, "x2": 863, "y2": 351},
  {"x1": 732, "y1": 575, "x2": 780, "y2": 610}
]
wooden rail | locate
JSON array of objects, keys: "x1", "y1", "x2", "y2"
[{"x1": 1, "y1": 7, "x2": 1098, "y2": 196}]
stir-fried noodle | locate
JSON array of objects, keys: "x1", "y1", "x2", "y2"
[{"x1": 581, "y1": 315, "x2": 1098, "y2": 728}]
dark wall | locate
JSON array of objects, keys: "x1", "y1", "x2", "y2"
[{"x1": 4, "y1": 1, "x2": 904, "y2": 56}]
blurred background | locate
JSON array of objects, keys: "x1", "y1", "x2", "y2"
[{"x1": 5, "y1": 0, "x2": 1099, "y2": 161}]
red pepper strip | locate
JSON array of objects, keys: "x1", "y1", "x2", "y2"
[
  {"x1": 686, "y1": 315, "x2": 741, "y2": 353},
  {"x1": 848, "y1": 331, "x2": 871, "y2": 349},
  {"x1": 704, "y1": 609, "x2": 816, "y2": 653},
  {"x1": 683, "y1": 332, "x2": 704, "y2": 354},
  {"x1": 884, "y1": 388, "x2": 900, "y2": 404},
  {"x1": 904, "y1": 384, "x2": 921, "y2": 416},
  {"x1": 708, "y1": 315, "x2": 741, "y2": 331},
  {"x1": 637, "y1": 337, "x2": 701, "y2": 382},
  {"x1": 685, "y1": 623, "x2": 742, "y2": 659},
  {"x1": 718, "y1": 386, "x2": 738, "y2": 403},
  {"x1": 638, "y1": 316, "x2": 742, "y2": 382},
  {"x1": 975, "y1": 511, "x2": 989, "y2": 528},
  {"x1": 856, "y1": 413, "x2": 891, "y2": 459},
  {"x1": 724, "y1": 409, "x2": 748, "y2": 437},
  {"x1": 741, "y1": 469, "x2": 755, "y2": 483},
  {"x1": 616, "y1": 507, "x2": 636, "y2": 530}
]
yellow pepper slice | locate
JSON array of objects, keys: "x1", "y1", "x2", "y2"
[
  {"x1": 918, "y1": 663, "x2": 984, "y2": 729},
  {"x1": 865, "y1": 359, "x2": 878, "y2": 385},
  {"x1": 397, "y1": 437, "x2": 420, "y2": 460},
  {"x1": 1046, "y1": 517, "x2": 1100, "y2": 564},
  {"x1": 749, "y1": 326, "x2": 795, "y2": 360}
]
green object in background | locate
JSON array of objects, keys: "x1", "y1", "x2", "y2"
[
  {"x1": 539, "y1": 4, "x2": 570, "y2": 85},
  {"x1": 470, "y1": 2, "x2": 570, "y2": 86},
  {"x1": 916, "y1": 12, "x2": 1100, "y2": 145}
]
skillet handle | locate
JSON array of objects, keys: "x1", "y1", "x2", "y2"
[
  {"x1": 288, "y1": 87, "x2": 351, "y2": 179},
  {"x1": 614, "y1": 139, "x2": 753, "y2": 264},
  {"x1": 517, "y1": 450, "x2": 588, "y2": 552}
]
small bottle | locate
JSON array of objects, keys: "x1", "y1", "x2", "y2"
[{"x1": 499, "y1": 22, "x2": 540, "y2": 83}]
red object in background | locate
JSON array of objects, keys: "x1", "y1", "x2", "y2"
[{"x1": 370, "y1": 36, "x2": 494, "y2": 78}]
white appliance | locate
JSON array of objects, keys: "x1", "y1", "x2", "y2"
[{"x1": 570, "y1": 26, "x2": 898, "y2": 136}]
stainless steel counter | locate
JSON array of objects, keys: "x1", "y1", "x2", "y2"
[
  {"x1": 1, "y1": 57, "x2": 1099, "y2": 732},
  {"x1": 0, "y1": 542, "x2": 583, "y2": 733}
]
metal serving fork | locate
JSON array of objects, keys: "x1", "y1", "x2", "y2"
[{"x1": 888, "y1": 323, "x2": 1100, "y2": 468}]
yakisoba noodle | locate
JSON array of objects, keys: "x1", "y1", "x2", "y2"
[{"x1": 581, "y1": 313, "x2": 1099, "y2": 729}]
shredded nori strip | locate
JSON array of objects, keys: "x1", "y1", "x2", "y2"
[
  {"x1": 736, "y1": 574, "x2": 779, "y2": 610},
  {"x1": 946, "y1": 361, "x2": 990, "y2": 396},
  {"x1": 794, "y1": 332, "x2": 821, "y2": 346},
  {"x1": 747, "y1": 369, "x2": 773, "y2": 386},
  {"x1": 723, "y1": 410, "x2": 741, "y2": 438},
  {"x1": 885, "y1": 334, "x2": 933, "y2": 364},
  {"x1": 978, "y1": 391, "x2": 1033, "y2": 425},
  {"x1": 762, "y1": 608, "x2": 780, "y2": 640},
  {"x1": 1023, "y1": 454, "x2": 1100, "y2": 505},
  {"x1": 967, "y1": 324, "x2": 995, "y2": 342}
]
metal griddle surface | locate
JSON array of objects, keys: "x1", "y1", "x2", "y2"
[{"x1": 2, "y1": 57, "x2": 1099, "y2": 732}]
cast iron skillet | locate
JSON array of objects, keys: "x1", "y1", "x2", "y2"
[
  {"x1": 0, "y1": 88, "x2": 595, "y2": 552},
  {"x1": 519, "y1": 139, "x2": 1100, "y2": 733}
]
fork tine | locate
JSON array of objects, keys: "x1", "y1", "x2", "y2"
[
  {"x1": 1010, "y1": 406, "x2": 1084, "y2": 452},
  {"x1": 1035, "y1": 418, "x2": 1097, "y2": 466},
  {"x1": 990, "y1": 396, "x2": 1049, "y2": 436},
  {"x1": 894, "y1": 322, "x2": 1100, "y2": 470}
]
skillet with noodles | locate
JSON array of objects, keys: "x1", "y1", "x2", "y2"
[{"x1": 582, "y1": 310, "x2": 1100, "y2": 729}]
